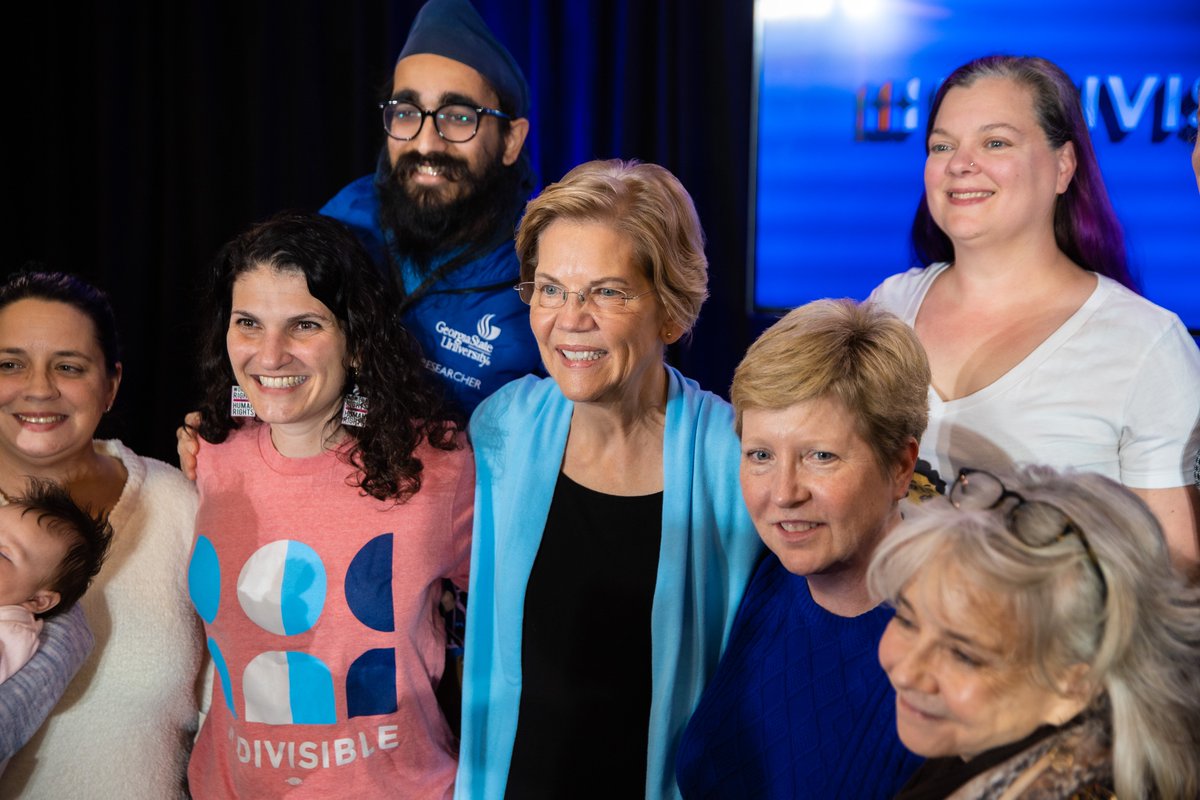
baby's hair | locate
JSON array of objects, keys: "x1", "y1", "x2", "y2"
[{"x1": 5, "y1": 478, "x2": 114, "y2": 618}]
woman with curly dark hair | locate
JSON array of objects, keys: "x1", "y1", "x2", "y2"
[{"x1": 184, "y1": 211, "x2": 473, "y2": 799}]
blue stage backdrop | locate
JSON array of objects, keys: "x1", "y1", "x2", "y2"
[{"x1": 750, "y1": 0, "x2": 1200, "y2": 328}]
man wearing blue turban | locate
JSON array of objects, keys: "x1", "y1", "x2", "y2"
[{"x1": 323, "y1": 0, "x2": 541, "y2": 414}]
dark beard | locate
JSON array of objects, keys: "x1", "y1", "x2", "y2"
[{"x1": 377, "y1": 148, "x2": 525, "y2": 273}]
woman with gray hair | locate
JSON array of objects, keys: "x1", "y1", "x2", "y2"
[{"x1": 870, "y1": 466, "x2": 1200, "y2": 799}]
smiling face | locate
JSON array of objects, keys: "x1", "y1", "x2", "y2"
[
  {"x1": 924, "y1": 77, "x2": 1076, "y2": 252},
  {"x1": 0, "y1": 502, "x2": 68, "y2": 614},
  {"x1": 226, "y1": 266, "x2": 349, "y2": 454},
  {"x1": 878, "y1": 558, "x2": 1085, "y2": 760},
  {"x1": 0, "y1": 299, "x2": 120, "y2": 472},
  {"x1": 529, "y1": 220, "x2": 672, "y2": 408},
  {"x1": 739, "y1": 397, "x2": 911, "y2": 586},
  {"x1": 386, "y1": 53, "x2": 527, "y2": 208}
]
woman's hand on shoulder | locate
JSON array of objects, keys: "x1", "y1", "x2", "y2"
[{"x1": 177, "y1": 411, "x2": 202, "y2": 481}]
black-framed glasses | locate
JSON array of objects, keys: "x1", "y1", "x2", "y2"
[
  {"x1": 950, "y1": 468, "x2": 1108, "y2": 604},
  {"x1": 514, "y1": 281, "x2": 655, "y2": 311},
  {"x1": 379, "y1": 100, "x2": 511, "y2": 143}
]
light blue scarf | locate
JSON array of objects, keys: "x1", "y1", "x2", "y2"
[{"x1": 457, "y1": 366, "x2": 762, "y2": 799}]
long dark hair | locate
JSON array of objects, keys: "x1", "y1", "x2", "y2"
[
  {"x1": 195, "y1": 211, "x2": 462, "y2": 502},
  {"x1": 910, "y1": 55, "x2": 1135, "y2": 290}
]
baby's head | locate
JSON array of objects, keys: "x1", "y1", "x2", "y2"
[{"x1": 0, "y1": 479, "x2": 114, "y2": 619}]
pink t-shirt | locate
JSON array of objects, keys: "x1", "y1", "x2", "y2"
[{"x1": 187, "y1": 424, "x2": 472, "y2": 799}]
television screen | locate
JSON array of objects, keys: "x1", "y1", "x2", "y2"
[{"x1": 750, "y1": 0, "x2": 1200, "y2": 329}]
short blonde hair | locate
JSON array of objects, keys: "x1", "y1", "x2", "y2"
[
  {"x1": 515, "y1": 159, "x2": 708, "y2": 334},
  {"x1": 731, "y1": 299, "x2": 929, "y2": 467},
  {"x1": 868, "y1": 466, "x2": 1200, "y2": 800}
]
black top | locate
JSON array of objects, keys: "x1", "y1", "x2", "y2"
[
  {"x1": 893, "y1": 723, "x2": 1064, "y2": 800},
  {"x1": 504, "y1": 471, "x2": 664, "y2": 799}
]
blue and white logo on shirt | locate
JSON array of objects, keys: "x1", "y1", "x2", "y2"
[
  {"x1": 244, "y1": 651, "x2": 336, "y2": 724},
  {"x1": 189, "y1": 535, "x2": 221, "y2": 624},
  {"x1": 434, "y1": 313, "x2": 500, "y2": 367},
  {"x1": 476, "y1": 313, "x2": 502, "y2": 341},
  {"x1": 187, "y1": 534, "x2": 399, "y2": 725},
  {"x1": 238, "y1": 540, "x2": 327, "y2": 636}
]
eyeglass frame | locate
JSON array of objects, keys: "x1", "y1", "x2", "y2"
[
  {"x1": 949, "y1": 468, "x2": 1108, "y2": 604},
  {"x1": 513, "y1": 281, "x2": 655, "y2": 311},
  {"x1": 379, "y1": 99, "x2": 512, "y2": 143}
]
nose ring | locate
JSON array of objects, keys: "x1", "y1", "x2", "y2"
[{"x1": 969, "y1": 161, "x2": 975, "y2": 167}]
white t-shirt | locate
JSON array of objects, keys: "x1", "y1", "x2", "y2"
[{"x1": 869, "y1": 263, "x2": 1200, "y2": 489}]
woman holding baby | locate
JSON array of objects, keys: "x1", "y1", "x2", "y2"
[{"x1": 0, "y1": 270, "x2": 203, "y2": 798}]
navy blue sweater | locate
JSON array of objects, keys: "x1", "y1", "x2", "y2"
[{"x1": 676, "y1": 554, "x2": 923, "y2": 799}]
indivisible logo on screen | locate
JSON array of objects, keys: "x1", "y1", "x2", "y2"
[{"x1": 855, "y1": 74, "x2": 1198, "y2": 142}]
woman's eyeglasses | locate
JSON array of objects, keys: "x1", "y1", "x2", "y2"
[{"x1": 949, "y1": 468, "x2": 1108, "y2": 604}]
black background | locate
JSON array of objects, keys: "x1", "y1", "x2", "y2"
[{"x1": 6, "y1": 0, "x2": 754, "y2": 463}]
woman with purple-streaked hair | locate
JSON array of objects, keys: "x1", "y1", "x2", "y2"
[{"x1": 869, "y1": 54, "x2": 1200, "y2": 567}]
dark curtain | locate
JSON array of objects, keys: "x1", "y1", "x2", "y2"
[{"x1": 6, "y1": 0, "x2": 753, "y2": 463}]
